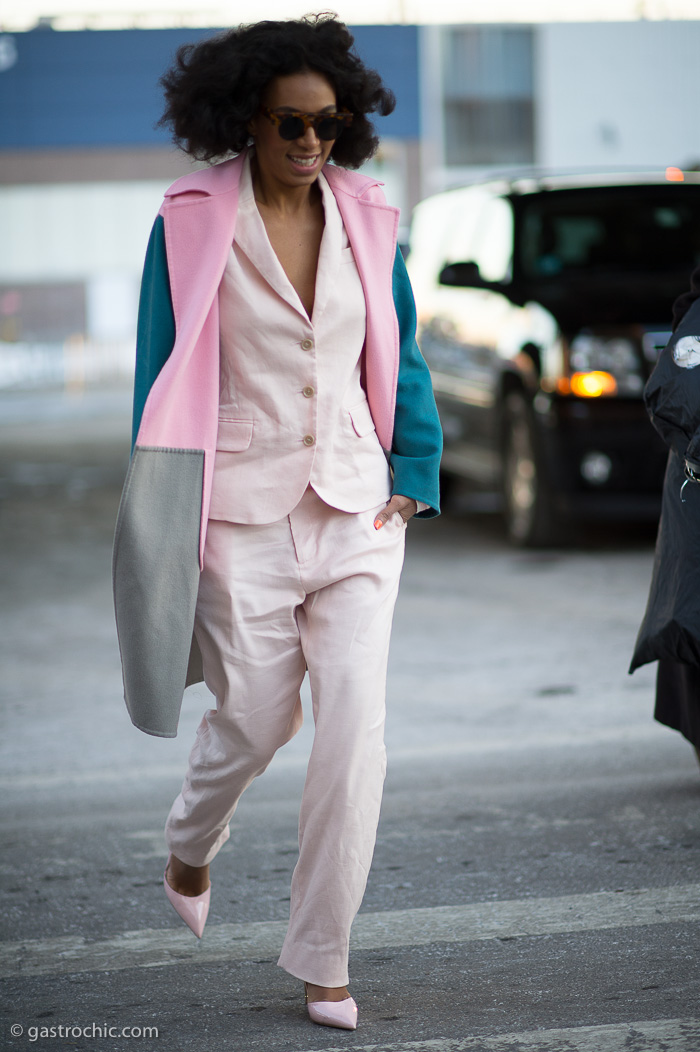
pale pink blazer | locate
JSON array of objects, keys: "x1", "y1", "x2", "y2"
[{"x1": 209, "y1": 153, "x2": 392, "y2": 524}]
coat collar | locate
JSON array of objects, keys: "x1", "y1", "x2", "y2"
[{"x1": 163, "y1": 149, "x2": 384, "y2": 202}]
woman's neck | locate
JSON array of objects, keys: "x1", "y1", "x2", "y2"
[{"x1": 251, "y1": 156, "x2": 321, "y2": 217}]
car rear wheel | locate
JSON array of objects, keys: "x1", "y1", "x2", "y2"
[{"x1": 502, "y1": 391, "x2": 560, "y2": 546}]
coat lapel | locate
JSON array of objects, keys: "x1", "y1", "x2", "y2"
[
  {"x1": 162, "y1": 166, "x2": 242, "y2": 391},
  {"x1": 324, "y1": 165, "x2": 400, "y2": 451},
  {"x1": 138, "y1": 155, "x2": 245, "y2": 566}
]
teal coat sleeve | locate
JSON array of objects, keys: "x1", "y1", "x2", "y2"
[
  {"x1": 389, "y1": 247, "x2": 443, "y2": 517},
  {"x1": 131, "y1": 215, "x2": 176, "y2": 451}
]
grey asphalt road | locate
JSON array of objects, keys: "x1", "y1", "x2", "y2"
[{"x1": 0, "y1": 386, "x2": 698, "y2": 1052}]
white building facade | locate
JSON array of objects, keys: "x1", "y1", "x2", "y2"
[{"x1": 420, "y1": 20, "x2": 700, "y2": 196}]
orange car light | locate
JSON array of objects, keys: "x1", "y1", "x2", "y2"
[{"x1": 569, "y1": 371, "x2": 618, "y2": 398}]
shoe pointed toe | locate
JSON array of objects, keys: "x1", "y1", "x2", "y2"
[
  {"x1": 307, "y1": 997, "x2": 358, "y2": 1030},
  {"x1": 163, "y1": 867, "x2": 210, "y2": 939}
]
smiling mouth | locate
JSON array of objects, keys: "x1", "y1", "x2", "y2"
[{"x1": 289, "y1": 155, "x2": 319, "y2": 168}]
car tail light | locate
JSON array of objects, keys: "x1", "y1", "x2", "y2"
[
  {"x1": 564, "y1": 334, "x2": 644, "y2": 396},
  {"x1": 562, "y1": 371, "x2": 619, "y2": 398}
]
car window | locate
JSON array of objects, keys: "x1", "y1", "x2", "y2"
[{"x1": 519, "y1": 186, "x2": 700, "y2": 279}]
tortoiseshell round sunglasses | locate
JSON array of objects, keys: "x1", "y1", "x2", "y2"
[{"x1": 260, "y1": 107, "x2": 353, "y2": 141}]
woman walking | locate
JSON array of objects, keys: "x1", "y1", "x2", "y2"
[{"x1": 113, "y1": 14, "x2": 441, "y2": 1030}]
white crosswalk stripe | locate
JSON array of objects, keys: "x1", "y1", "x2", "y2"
[
  {"x1": 293, "y1": 1018, "x2": 700, "y2": 1052},
  {"x1": 2, "y1": 882, "x2": 699, "y2": 979},
  {"x1": 0, "y1": 725, "x2": 665, "y2": 792}
]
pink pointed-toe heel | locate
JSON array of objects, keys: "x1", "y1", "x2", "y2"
[
  {"x1": 304, "y1": 984, "x2": 358, "y2": 1031},
  {"x1": 163, "y1": 855, "x2": 210, "y2": 939}
]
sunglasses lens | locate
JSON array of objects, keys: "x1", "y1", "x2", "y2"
[
  {"x1": 278, "y1": 116, "x2": 305, "y2": 140},
  {"x1": 316, "y1": 117, "x2": 343, "y2": 140},
  {"x1": 271, "y1": 112, "x2": 348, "y2": 141}
]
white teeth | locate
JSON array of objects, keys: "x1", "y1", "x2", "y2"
[{"x1": 290, "y1": 156, "x2": 317, "y2": 167}]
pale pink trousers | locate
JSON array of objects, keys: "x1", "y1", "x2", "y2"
[{"x1": 165, "y1": 486, "x2": 406, "y2": 987}]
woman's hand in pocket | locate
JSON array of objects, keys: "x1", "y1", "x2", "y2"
[{"x1": 373, "y1": 495, "x2": 417, "y2": 530}]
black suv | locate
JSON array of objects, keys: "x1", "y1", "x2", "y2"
[{"x1": 408, "y1": 171, "x2": 700, "y2": 544}]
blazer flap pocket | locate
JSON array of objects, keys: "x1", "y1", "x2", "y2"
[
  {"x1": 217, "y1": 418, "x2": 254, "y2": 452},
  {"x1": 348, "y1": 400, "x2": 376, "y2": 438}
]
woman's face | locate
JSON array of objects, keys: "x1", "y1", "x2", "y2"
[{"x1": 248, "y1": 70, "x2": 338, "y2": 191}]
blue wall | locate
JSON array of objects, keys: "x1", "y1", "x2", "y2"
[{"x1": 0, "y1": 25, "x2": 419, "y2": 149}]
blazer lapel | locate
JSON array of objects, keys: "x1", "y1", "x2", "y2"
[
  {"x1": 311, "y1": 172, "x2": 342, "y2": 322},
  {"x1": 234, "y1": 202, "x2": 310, "y2": 321}
]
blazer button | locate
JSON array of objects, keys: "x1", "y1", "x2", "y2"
[
  {"x1": 301, "y1": 338, "x2": 314, "y2": 351},
  {"x1": 303, "y1": 434, "x2": 315, "y2": 446},
  {"x1": 302, "y1": 386, "x2": 315, "y2": 398}
]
